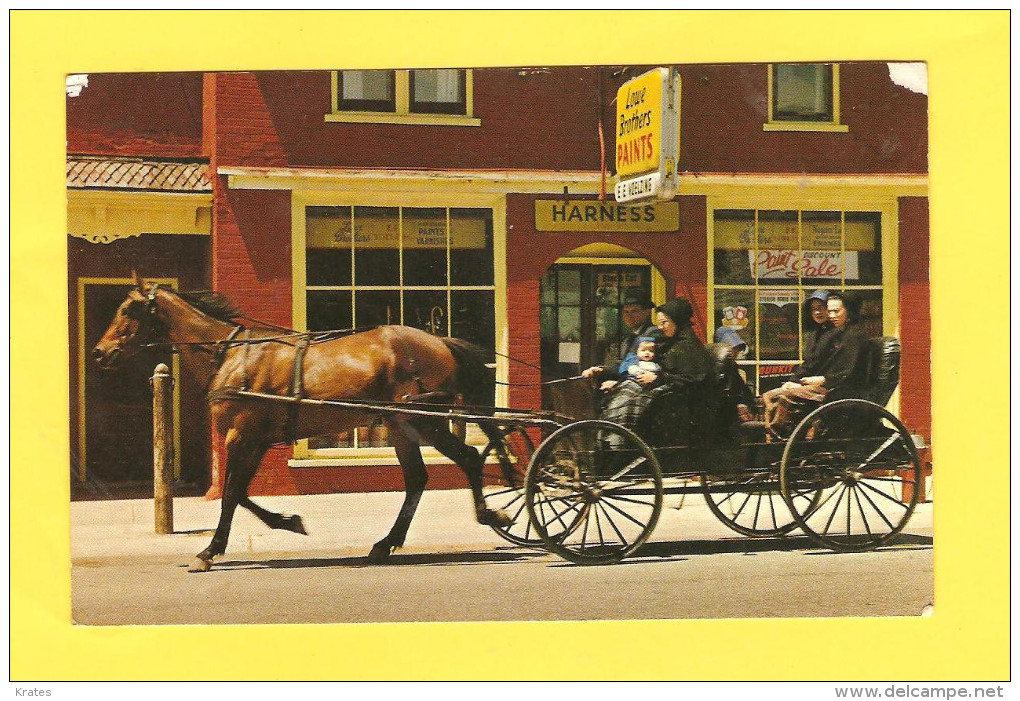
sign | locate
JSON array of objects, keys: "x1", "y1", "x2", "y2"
[
  {"x1": 614, "y1": 68, "x2": 679, "y2": 202},
  {"x1": 751, "y1": 250, "x2": 860, "y2": 280},
  {"x1": 715, "y1": 217, "x2": 876, "y2": 251},
  {"x1": 534, "y1": 199, "x2": 679, "y2": 232},
  {"x1": 307, "y1": 214, "x2": 487, "y2": 249}
]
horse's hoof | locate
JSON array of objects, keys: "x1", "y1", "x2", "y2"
[
  {"x1": 479, "y1": 509, "x2": 513, "y2": 529},
  {"x1": 367, "y1": 543, "x2": 393, "y2": 564},
  {"x1": 286, "y1": 514, "x2": 308, "y2": 536},
  {"x1": 187, "y1": 557, "x2": 212, "y2": 573}
]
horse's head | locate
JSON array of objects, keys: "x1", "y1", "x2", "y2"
[{"x1": 92, "y1": 275, "x2": 164, "y2": 370}]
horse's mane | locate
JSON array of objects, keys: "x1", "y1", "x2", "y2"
[{"x1": 177, "y1": 290, "x2": 241, "y2": 323}]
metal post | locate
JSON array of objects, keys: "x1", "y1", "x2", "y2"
[{"x1": 151, "y1": 363, "x2": 174, "y2": 534}]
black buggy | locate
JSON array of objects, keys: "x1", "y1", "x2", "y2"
[{"x1": 479, "y1": 337, "x2": 926, "y2": 565}]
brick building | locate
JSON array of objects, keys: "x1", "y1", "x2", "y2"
[{"x1": 67, "y1": 63, "x2": 929, "y2": 498}]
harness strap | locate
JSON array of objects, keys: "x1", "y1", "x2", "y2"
[
  {"x1": 283, "y1": 335, "x2": 311, "y2": 444},
  {"x1": 213, "y1": 325, "x2": 245, "y2": 366}
]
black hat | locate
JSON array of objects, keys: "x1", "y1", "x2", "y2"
[
  {"x1": 621, "y1": 290, "x2": 654, "y2": 309},
  {"x1": 656, "y1": 298, "x2": 694, "y2": 327}
]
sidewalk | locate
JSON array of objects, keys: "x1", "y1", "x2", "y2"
[{"x1": 71, "y1": 486, "x2": 933, "y2": 562}]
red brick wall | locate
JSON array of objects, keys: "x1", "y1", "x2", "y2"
[
  {"x1": 66, "y1": 72, "x2": 204, "y2": 158},
  {"x1": 679, "y1": 62, "x2": 928, "y2": 174},
  {"x1": 897, "y1": 197, "x2": 931, "y2": 446},
  {"x1": 68, "y1": 65, "x2": 927, "y2": 176}
]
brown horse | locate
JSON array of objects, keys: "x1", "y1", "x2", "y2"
[{"x1": 92, "y1": 275, "x2": 511, "y2": 572}]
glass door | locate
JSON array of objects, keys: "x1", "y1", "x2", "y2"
[{"x1": 539, "y1": 263, "x2": 653, "y2": 387}]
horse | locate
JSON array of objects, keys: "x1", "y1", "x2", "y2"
[{"x1": 92, "y1": 274, "x2": 512, "y2": 572}]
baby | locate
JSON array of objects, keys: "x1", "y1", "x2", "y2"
[{"x1": 600, "y1": 338, "x2": 660, "y2": 391}]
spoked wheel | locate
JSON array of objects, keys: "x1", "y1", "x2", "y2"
[
  {"x1": 525, "y1": 420, "x2": 663, "y2": 565},
  {"x1": 780, "y1": 399, "x2": 923, "y2": 552},
  {"x1": 480, "y1": 426, "x2": 541, "y2": 546},
  {"x1": 700, "y1": 470, "x2": 822, "y2": 537}
]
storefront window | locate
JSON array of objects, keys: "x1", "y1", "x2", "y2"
[
  {"x1": 305, "y1": 205, "x2": 495, "y2": 450},
  {"x1": 713, "y1": 208, "x2": 885, "y2": 394}
]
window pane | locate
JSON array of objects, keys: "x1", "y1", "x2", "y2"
[
  {"x1": 355, "y1": 290, "x2": 400, "y2": 328},
  {"x1": 402, "y1": 207, "x2": 448, "y2": 286},
  {"x1": 853, "y1": 290, "x2": 884, "y2": 340},
  {"x1": 306, "y1": 290, "x2": 352, "y2": 332},
  {"x1": 339, "y1": 70, "x2": 395, "y2": 112},
  {"x1": 714, "y1": 209, "x2": 754, "y2": 285},
  {"x1": 758, "y1": 289, "x2": 800, "y2": 360},
  {"x1": 558, "y1": 306, "x2": 581, "y2": 343},
  {"x1": 306, "y1": 206, "x2": 353, "y2": 286},
  {"x1": 349, "y1": 207, "x2": 399, "y2": 286},
  {"x1": 713, "y1": 289, "x2": 756, "y2": 358},
  {"x1": 800, "y1": 211, "x2": 843, "y2": 286},
  {"x1": 403, "y1": 290, "x2": 448, "y2": 336},
  {"x1": 846, "y1": 212, "x2": 882, "y2": 285},
  {"x1": 449, "y1": 209, "x2": 493, "y2": 286},
  {"x1": 410, "y1": 69, "x2": 466, "y2": 115},
  {"x1": 540, "y1": 269, "x2": 557, "y2": 304},
  {"x1": 754, "y1": 210, "x2": 800, "y2": 286},
  {"x1": 557, "y1": 269, "x2": 581, "y2": 306},
  {"x1": 451, "y1": 290, "x2": 495, "y2": 361},
  {"x1": 540, "y1": 304, "x2": 557, "y2": 340},
  {"x1": 774, "y1": 64, "x2": 832, "y2": 122}
]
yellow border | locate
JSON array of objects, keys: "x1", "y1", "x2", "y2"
[
  {"x1": 13, "y1": 9, "x2": 1009, "y2": 682},
  {"x1": 765, "y1": 63, "x2": 849, "y2": 132}
]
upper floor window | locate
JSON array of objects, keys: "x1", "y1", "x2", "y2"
[
  {"x1": 328, "y1": 69, "x2": 480, "y2": 126},
  {"x1": 765, "y1": 63, "x2": 848, "y2": 133},
  {"x1": 338, "y1": 70, "x2": 395, "y2": 112}
]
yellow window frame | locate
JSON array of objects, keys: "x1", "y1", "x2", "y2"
[
  {"x1": 706, "y1": 195, "x2": 900, "y2": 411},
  {"x1": 290, "y1": 190, "x2": 506, "y2": 463},
  {"x1": 326, "y1": 69, "x2": 481, "y2": 127},
  {"x1": 764, "y1": 63, "x2": 849, "y2": 133}
]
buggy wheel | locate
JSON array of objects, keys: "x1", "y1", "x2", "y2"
[
  {"x1": 700, "y1": 470, "x2": 821, "y2": 538},
  {"x1": 525, "y1": 420, "x2": 663, "y2": 565},
  {"x1": 780, "y1": 399, "x2": 922, "y2": 552},
  {"x1": 481, "y1": 426, "x2": 541, "y2": 547}
]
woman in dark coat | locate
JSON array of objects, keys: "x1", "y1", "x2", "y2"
[
  {"x1": 763, "y1": 292, "x2": 867, "y2": 438},
  {"x1": 601, "y1": 297, "x2": 714, "y2": 445}
]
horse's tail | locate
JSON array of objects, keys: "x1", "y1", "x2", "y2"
[
  {"x1": 441, "y1": 337, "x2": 504, "y2": 446},
  {"x1": 441, "y1": 337, "x2": 496, "y2": 409}
]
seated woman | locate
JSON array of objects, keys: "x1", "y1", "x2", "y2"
[
  {"x1": 762, "y1": 291, "x2": 868, "y2": 439},
  {"x1": 601, "y1": 298, "x2": 714, "y2": 446}
]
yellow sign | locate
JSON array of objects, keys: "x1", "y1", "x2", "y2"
[
  {"x1": 535, "y1": 200, "x2": 679, "y2": 232},
  {"x1": 307, "y1": 214, "x2": 487, "y2": 249},
  {"x1": 616, "y1": 69, "x2": 665, "y2": 179},
  {"x1": 714, "y1": 218, "x2": 876, "y2": 251}
]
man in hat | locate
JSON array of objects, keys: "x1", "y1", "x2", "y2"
[{"x1": 581, "y1": 290, "x2": 663, "y2": 383}]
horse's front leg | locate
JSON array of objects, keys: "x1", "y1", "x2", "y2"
[
  {"x1": 189, "y1": 432, "x2": 265, "y2": 572},
  {"x1": 368, "y1": 422, "x2": 428, "y2": 563}
]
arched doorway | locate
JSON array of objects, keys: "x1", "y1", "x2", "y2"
[{"x1": 539, "y1": 244, "x2": 665, "y2": 387}]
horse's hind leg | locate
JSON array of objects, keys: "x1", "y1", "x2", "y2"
[
  {"x1": 240, "y1": 498, "x2": 308, "y2": 535},
  {"x1": 368, "y1": 423, "x2": 428, "y2": 563},
  {"x1": 418, "y1": 420, "x2": 512, "y2": 529},
  {"x1": 189, "y1": 432, "x2": 266, "y2": 572}
]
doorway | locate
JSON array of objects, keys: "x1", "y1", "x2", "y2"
[
  {"x1": 77, "y1": 279, "x2": 178, "y2": 490},
  {"x1": 539, "y1": 262, "x2": 656, "y2": 386}
]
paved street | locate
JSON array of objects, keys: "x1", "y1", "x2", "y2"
[{"x1": 71, "y1": 489, "x2": 933, "y2": 625}]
